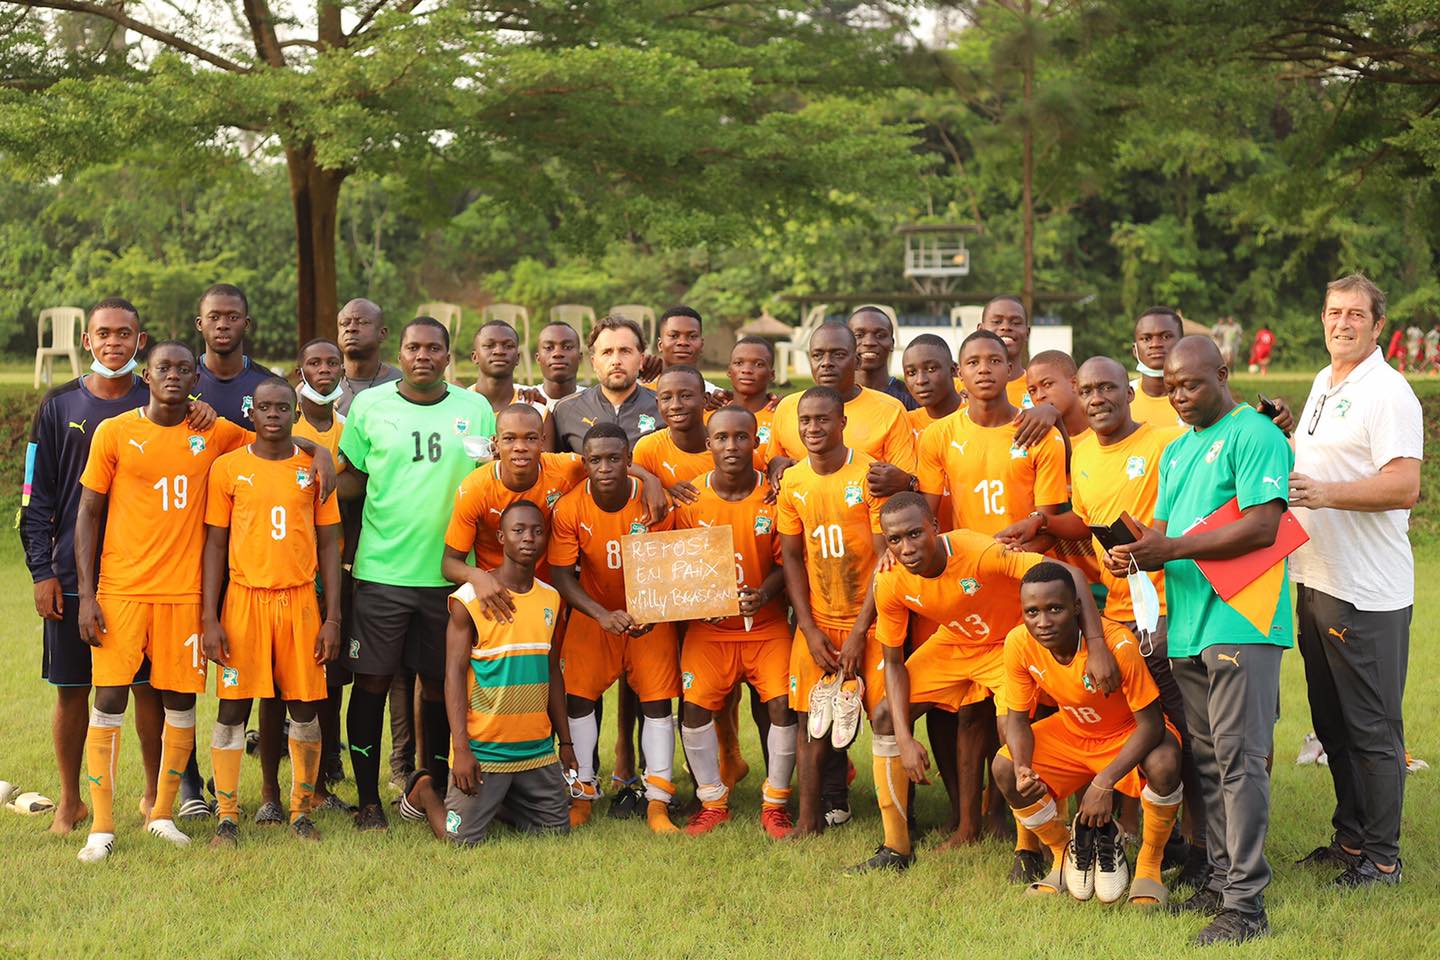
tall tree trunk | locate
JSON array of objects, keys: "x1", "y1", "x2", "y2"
[
  {"x1": 1020, "y1": 0, "x2": 1035, "y2": 323},
  {"x1": 285, "y1": 143, "x2": 345, "y2": 349}
]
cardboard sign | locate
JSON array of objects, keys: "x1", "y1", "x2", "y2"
[{"x1": 621, "y1": 525, "x2": 741, "y2": 624}]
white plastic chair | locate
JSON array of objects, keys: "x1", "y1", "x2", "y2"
[
  {"x1": 34, "y1": 307, "x2": 84, "y2": 388},
  {"x1": 482, "y1": 303, "x2": 534, "y2": 385},
  {"x1": 550, "y1": 304, "x2": 597, "y2": 346},
  {"x1": 608, "y1": 304, "x2": 657, "y2": 347}
]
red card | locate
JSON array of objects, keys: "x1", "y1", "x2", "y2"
[{"x1": 1189, "y1": 497, "x2": 1309, "y2": 601}]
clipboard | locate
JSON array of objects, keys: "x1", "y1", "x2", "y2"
[{"x1": 1190, "y1": 497, "x2": 1309, "y2": 601}]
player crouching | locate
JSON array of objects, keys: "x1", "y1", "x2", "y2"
[{"x1": 993, "y1": 563, "x2": 1183, "y2": 905}]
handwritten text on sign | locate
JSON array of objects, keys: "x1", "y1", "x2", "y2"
[{"x1": 621, "y1": 525, "x2": 741, "y2": 624}]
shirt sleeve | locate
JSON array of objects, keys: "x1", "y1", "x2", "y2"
[
  {"x1": 865, "y1": 487, "x2": 885, "y2": 534},
  {"x1": 874, "y1": 573, "x2": 909, "y2": 648},
  {"x1": 315, "y1": 478, "x2": 342, "y2": 526},
  {"x1": 443, "y1": 474, "x2": 484, "y2": 553},
  {"x1": 880, "y1": 409, "x2": 918, "y2": 475},
  {"x1": 216, "y1": 419, "x2": 251, "y2": 453},
  {"x1": 338, "y1": 400, "x2": 371, "y2": 473},
  {"x1": 977, "y1": 539, "x2": 1046, "y2": 582},
  {"x1": 204, "y1": 461, "x2": 235, "y2": 527},
  {"x1": 1114, "y1": 630, "x2": 1160, "y2": 714},
  {"x1": 1367, "y1": 381, "x2": 1424, "y2": 470},
  {"x1": 20, "y1": 396, "x2": 58, "y2": 581},
  {"x1": 548, "y1": 453, "x2": 587, "y2": 491},
  {"x1": 1232, "y1": 415, "x2": 1294, "y2": 511},
  {"x1": 1003, "y1": 630, "x2": 1039, "y2": 715},
  {"x1": 546, "y1": 499, "x2": 581, "y2": 569},
  {"x1": 775, "y1": 476, "x2": 802, "y2": 536},
  {"x1": 632, "y1": 435, "x2": 659, "y2": 477},
  {"x1": 916, "y1": 421, "x2": 947, "y2": 497},
  {"x1": 79, "y1": 420, "x2": 119, "y2": 495},
  {"x1": 1032, "y1": 429, "x2": 1069, "y2": 506}
]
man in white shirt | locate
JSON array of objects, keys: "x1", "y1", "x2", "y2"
[{"x1": 1289, "y1": 273, "x2": 1422, "y2": 889}]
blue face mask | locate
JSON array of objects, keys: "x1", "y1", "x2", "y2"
[{"x1": 90, "y1": 352, "x2": 138, "y2": 379}]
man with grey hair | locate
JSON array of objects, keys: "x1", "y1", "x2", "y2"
[{"x1": 1290, "y1": 273, "x2": 1422, "y2": 889}]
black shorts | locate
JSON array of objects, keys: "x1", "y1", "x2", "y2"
[
  {"x1": 347, "y1": 580, "x2": 450, "y2": 681},
  {"x1": 42, "y1": 597, "x2": 151, "y2": 688}
]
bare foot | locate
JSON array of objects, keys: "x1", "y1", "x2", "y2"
[
  {"x1": 49, "y1": 801, "x2": 89, "y2": 835},
  {"x1": 787, "y1": 823, "x2": 825, "y2": 840},
  {"x1": 137, "y1": 796, "x2": 154, "y2": 821},
  {"x1": 935, "y1": 827, "x2": 981, "y2": 852}
]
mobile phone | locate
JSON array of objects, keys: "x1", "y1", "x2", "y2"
[{"x1": 1256, "y1": 394, "x2": 1281, "y2": 420}]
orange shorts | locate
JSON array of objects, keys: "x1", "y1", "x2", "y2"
[
  {"x1": 904, "y1": 639, "x2": 1004, "y2": 712},
  {"x1": 998, "y1": 712, "x2": 1183, "y2": 799},
  {"x1": 92, "y1": 596, "x2": 204, "y2": 693},
  {"x1": 216, "y1": 584, "x2": 327, "y2": 703},
  {"x1": 560, "y1": 612, "x2": 679, "y2": 703},
  {"x1": 788, "y1": 623, "x2": 884, "y2": 714},
  {"x1": 680, "y1": 623, "x2": 792, "y2": 711}
]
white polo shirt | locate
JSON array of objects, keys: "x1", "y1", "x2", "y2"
[{"x1": 1290, "y1": 346, "x2": 1423, "y2": 610}]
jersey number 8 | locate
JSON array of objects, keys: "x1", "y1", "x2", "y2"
[{"x1": 605, "y1": 539, "x2": 621, "y2": 570}]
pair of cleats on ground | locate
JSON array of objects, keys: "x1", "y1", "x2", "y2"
[
  {"x1": 806, "y1": 674, "x2": 864, "y2": 749},
  {"x1": 1029, "y1": 818, "x2": 1163, "y2": 906}
]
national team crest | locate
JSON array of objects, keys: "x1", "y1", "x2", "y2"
[
  {"x1": 222, "y1": 666, "x2": 239, "y2": 688},
  {"x1": 546, "y1": 490, "x2": 562, "y2": 509},
  {"x1": 454, "y1": 417, "x2": 470, "y2": 435},
  {"x1": 188, "y1": 435, "x2": 206, "y2": 455},
  {"x1": 1205, "y1": 439, "x2": 1225, "y2": 464},
  {"x1": 682, "y1": 671, "x2": 694, "y2": 690},
  {"x1": 629, "y1": 521, "x2": 647, "y2": 535},
  {"x1": 348, "y1": 639, "x2": 360, "y2": 659},
  {"x1": 637, "y1": 414, "x2": 657, "y2": 433},
  {"x1": 1335, "y1": 399, "x2": 1352, "y2": 418},
  {"x1": 240, "y1": 395, "x2": 253, "y2": 420},
  {"x1": 446, "y1": 810, "x2": 461, "y2": 834},
  {"x1": 758, "y1": 425, "x2": 772, "y2": 445},
  {"x1": 843, "y1": 481, "x2": 863, "y2": 507},
  {"x1": 960, "y1": 578, "x2": 980, "y2": 596},
  {"x1": 1083, "y1": 673, "x2": 1096, "y2": 692},
  {"x1": 1021, "y1": 393, "x2": 1034, "y2": 409},
  {"x1": 789, "y1": 675, "x2": 798, "y2": 693},
  {"x1": 296, "y1": 469, "x2": 312, "y2": 489},
  {"x1": 543, "y1": 608, "x2": 554, "y2": 627},
  {"x1": 1009, "y1": 444, "x2": 1028, "y2": 460},
  {"x1": 1125, "y1": 455, "x2": 1147, "y2": 480},
  {"x1": 754, "y1": 514, "x2": 773, "y2": 535}
]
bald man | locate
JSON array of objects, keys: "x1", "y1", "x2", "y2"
[
  {"x1": 336, "y1": 299, "x2": 400, "y2": 416},
  {"x1": 1106, "y1": 336, "x2": 1293, "y2": 946}
]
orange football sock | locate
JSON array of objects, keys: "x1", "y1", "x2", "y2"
[
  {"x1": 209, "y1": 723, "x2": 245, "y2": 824},
  {"x1": 150, "y1": 711, "x2": 196, "y2": 822},
  {"x1": 84, "y1": 716, "x2": 122, "y2": 834},
  {"x1": 715, "y1": 697, "x2": 749, "y2": 788},
  {"x1": 1015, "y1": 796, "x2": 1069, "y2": 865},
  {"x1": 1137, "y1": 787, "x2": 1183, "y2": 882},
  {"x1": 1015, "y1": 822, "x2": 1041, "y2": 854},
  {"x1": 873, "y1": 737, "x2": 911, "y2": 855},
  {"x1": 288, "y1": 733, "x2": 322, "y2": 821}
]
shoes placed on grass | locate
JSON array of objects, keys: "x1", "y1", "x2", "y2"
[
  {"x1": 608, "y1": 778, "x2": 644, "y2": 820},
  {"x1": 146, "y1": 818, "x2": 191, "y2": 846},
  {"x1": 1008, "y1": 849, "x2": 1047, "y2": 885},
  {"x1": 1295, "y1": 732, "x2": 1327, "y2": 766},
  {"x1": 292, "y1": 815, "x2": 321, "y2": 842},
  {"x1": 760, "y1": 806, "x2": 794, "y2": 839},
  {"x1": 314, "y1": 794, "x2": 356, "y2": 814},
  {"x1": 1162, "y1": 833, "x2": 1190, "y2": 872},
  {"x1": 807, "y1": 673, "x2": 841, "y2": 740},
  {"x1": 5, "y1": 791, "x2": 55, "y2": 814},
  {"x1": 1093, "y1": 822, "x2": 1131, "y2": 904},
  {"x1": 824, "y1": 804, "x2": 852, "y2": 828},
  {"x1": 1025, "y1": 862, "x2": 1063, "y2": 896},
  {"x1": 322, "y1": 753, "x2": 346, "y2": 786},
  {"x1": 1297, "y1": 839, "x2": 1363, "y2": 870},
  {"x1": 830, "y1": 677, "x2": 865, "y2": 750},
  {"x1": 177, "y1": 796, "x2": 213, "y2": 821},
  {"x1": 1169, "y1": 885, "x2": 1224, "y2": 917},
  {"x1": 847, "y1": 845, "x2": 915, "y2": 874},
  {"x1": 1064, "y1": 818, "x2": 1097, "y2": 901},
  {"x1": 1127, "y1": 876, "x2": 1169, "y2": 908},
  {"x1": 210, "y1": 819, "x2": 239, "y2": 848},
  {"x1": 353, "y1": 803, "x2": 388, "y2": 832},
  {"x1": 253, "y1": 800, "x2": 285, "y2": 826},
  {"x1": 1335, "y1": 857, "x2": 1402, "y2": 888},
  {"x1": 684, "y1": 806, "x2": 730, "y2": 836},
  {"x1": 1194, "y1": 908, "x2": 1270, "y2": 946},
  {"x1": 1175, "y1": 843, "x2": 1211, "y2": 890},
  {"x1": 77, "y1": 831, "x2": 115, "y2": 864}
]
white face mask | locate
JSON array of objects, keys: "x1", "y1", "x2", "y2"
[
  {"x1": 298, "y1": 376, "x2": 344, "y2": 405},
  {"x1": 89, "y1": 349, "x2": 138, "y2": 379},
  {"x1": 1128, "y1": 561, "x2": 1161, "y2": 657}
]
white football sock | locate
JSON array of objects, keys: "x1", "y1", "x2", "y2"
[
  {"x1": 641, "y1": 715, "x2": 675, "y2": 801},
  {"x1": 681, "y1": 721, "x2": 725, "y2": 802},
  {"x1": 764, "y1": 722, "x2": 798, "y2": 804},
  {"x1": 570, "y1": 711, "x2": 598, "y2": 785}
]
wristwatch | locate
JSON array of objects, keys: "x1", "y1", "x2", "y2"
[{"x1": 1027, "y1": 510, "x2": 1048, "y2": 532}]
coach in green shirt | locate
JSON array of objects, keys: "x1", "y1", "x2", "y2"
[
  {"x1": 339, "y1": 316, "x2": 497, "y2": 831},
  {"x1": 1108, "y1": 336, "x2": 1292, "y2": 947}
]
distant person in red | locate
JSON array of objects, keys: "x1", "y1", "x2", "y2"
[
  {"x1": 1385, "y1": 328, "x2": 1406, "y2": 369},
  {"x1": 1248, "y1": 327, "x2": 1275, "y2": 375}
]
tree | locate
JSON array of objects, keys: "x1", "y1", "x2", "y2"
[{"x1": 0, "y1": 1, "x2": 924, "y2": 348}]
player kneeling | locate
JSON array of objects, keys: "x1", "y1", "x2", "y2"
[
  {"x1": 404, "y1": 500, "x2": 575, "y2": 844},
  {"x1": 993, "y1": 563, "x2": 1183, "y2": 905},
  {"x1": 202, "y1": 378, "x2": 342, "y2": 845}
]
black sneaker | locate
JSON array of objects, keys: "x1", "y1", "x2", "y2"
[
  {"x1": 1335, "y1": 857, "x2": 1402, "y2": 888},
  {"x1": 245, "y1": 729, "x2": 261, "y2": 756},
  {"x1": 254, "y1": 800, "x2": 285, "y2": 826},
  {"x1": 608, "y1": 781, "x2": 644, "y2": 820},
  {"x1": 354, "y1": 803, "x2": 389, "y2": 832},
  {"x1": 291, "y1": 815, "x2": 321, "y2": 842},
  {"x1": 1169, "y1": 885, "x2": 1224, "y2": 917},
  {"x1": 1298, "y1": 840, "x2": 1363, "y2": 870},
  {"x1": 322, "y1": 753, "x2": 346, "y2": 786},
  {"x1": 1162, "y1": 833, "x2": 1190, "y2": 872},
  {"x1": 1195, "y1": 908, "x2": 1270, "y2": 946},
  {"x1": 1176, "y1": 843, "x2": 1212, "y2": 890},
  {"x1": 314, "y1": 793, "x2": 357, "y2": 815},
  {"x1": 847, "y1": 845, "x2": 915, "y2": 874},
  {"x1": 1008, "y1": 849, "x2": 1047, "y2": 884},
  {"x1": 210, "y1": 818, "x2": 239, "y2": 848}
]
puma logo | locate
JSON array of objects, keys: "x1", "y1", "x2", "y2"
[
  {"x1": 1114, "y1": 638, "x2": 1133, "y2": 651},
  {"x1": 662, "y1": 461, "x2": 678, "y2": 477},
  {"x1": 1262, "y1": 476, "x2": 1283, "y2": 488},
  {"x1": 581, "y1": 417, "x2": 596, "y2": 427},
  {"x1": 1027, "y1": 664, "x2": 1047, "y2": 680},
  {"x1": 127, "y1": 438, "x2": 148, "y2": 454},
  {"x1": 236, "y1": 474, "x2": 254, "y2": 486},
  {"x1": 903, "y1": 594, "x2": 924, "y2": 607},
  {"x1": 217, "y1": 788, "x2": 235, "y2": 799},
  {"x1": 68, "y1": 419, "x2": 86, "y2": 432},
  {"x1": 579, "y1": 522, "x2": 593, "y2": 536},
  {"x1": 791, "y1": 490, "x2": 809, "y2": 505},
  {"x1": 1328, "y1": 627, "x2": 1349, "y2": 643},
  {"x1": 86, "y1": 773, "x2": 102, "y2": 786},
  {"x1": 1216, "y1": 651, "x2": 1241, "y2": 667},
  {"x1": 349, "y1": 744, "x2": 373, "y2": 757},
  {"x1": 949, "y1": 440, "x2": 967, "y2": 454},
  {"x1": 697, "y1": 519, "x2": 712, "y2": 527},
  {"x1": 488, "y1": 508, "x2": 502, "y2": 517}
]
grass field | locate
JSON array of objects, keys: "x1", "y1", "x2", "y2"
[{"x1": 0, "y1": 370, "x2": 1437, "y2": 958}]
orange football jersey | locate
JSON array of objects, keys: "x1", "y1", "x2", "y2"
[
  {"x1": 917, "y1": 410, "x2": 1068, "y2": 536},
  {"x1": 1128, "y1": 381, "x2": 1183, "y2": 429},
  {"x1": 292, "y1": 413, "x2": 345, "y2": 472},
  {"x1": 672, "y1": 470, "x2": 785, "y2": 639},
  {"x1": 80, "y1": 410, "x2": 250, "y2": 601},
  {"x1": 548, "y1": 477, "x2": 673, "y2": 610},
  {"x1": 446, "y1": 453, "x2": 586, "y2": 570},
  {"x1": 1004, "y1": 619, "x2": 1157, "y2": 741},
  {"x1": 907, "y1": 406, "x2": 954, "y2": 531},
  {"x1": 206, "y1": 445, "x2": 341, "y2": 589},
  {"x1": 633, "y1": 428, "x2": 714, "y2": 486},
  {"x1": 766, "y1": 387, "x2": 915, "y2": 474},
  {"x1": 775, "y1": 449, "x2": 885, "y2": 631},
  {"x1": 875, "y1": 530, "x2": 1045, "y2": 650}
]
